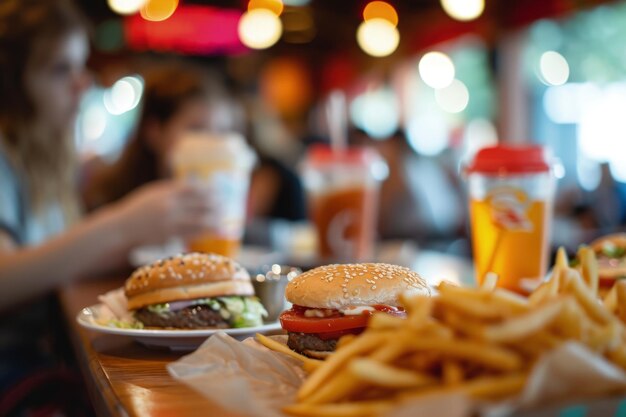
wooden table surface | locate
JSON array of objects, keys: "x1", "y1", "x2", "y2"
[{"x1": 58, "y1": 276, "x2": 242, "y2": 417}]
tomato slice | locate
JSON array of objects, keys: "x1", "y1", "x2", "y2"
[
  {"x1": 279, "y1": 305, "x2": 406, "y2": 334},
  {"x1": 279, "y1": 309, "x2": 369, "y2": 333}
]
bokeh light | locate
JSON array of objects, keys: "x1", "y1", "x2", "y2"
[
  {"x1": 260, "y1": 57, "x2": 313, "y2": 116},
  {"x1": 435, "y1": 79, "x2": 469, "y2": 113},
  {"x1": 542, "y1": 83, "x2": 600, "y2": 124},
  {"x1": 406, "y1": 111, "x2": 449, "y2": 156},
  {"x1": 248, "y1": 0, "x2": 284, "y2": 16},
  {"x1": 440, "y1": 0, "x2": 484, "y2": 21},
  {"x1": 238, "y1": 9, "x2": 283, "y2": 49},
  {"x1": 418, "y1": 51, "x2": 455, "y2": 89},
  {"x1": 463, "y1": 118, "x2": 497, "y2": 160},
  {"x1": 577, "y1": 83, "x2": 626, "y2": 182},
  {"x1": 107, "y1": 0, "x2": 148, "y2": 15},
  {"x1": 82, "y1": 106, "x2": 107, "y2": 142},
  {"x1": 140, "y1": 0, "x2": 179, "y2": 22},
  {"x1": 350, "y1": 88, "x2": 400, "y2": 139},
  {"x1": 539, "y1": 51, "x2": 570, "y2": 86},
  {"x1": 103, "y1": 76, "x2": 144, "y2": 115},
  {"x1": 356, "y1": 18, "x2": 400, "y2": 57},
  {"x1": 363, "y1": 1, "x2": 398, "y2": 26}
]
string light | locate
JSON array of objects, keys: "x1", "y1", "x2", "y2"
[
  {"x1": 238, "y1": 8, "x2": 283, "y2": 49},
  {"x1": 363, "y1": 1, "x2": 398, "y2": 26},
  {"x1": 140, "y1": 0, "x2": 179, "y2": 22},
  {"x1": 107, "y1": 0, "x2": 148, "y2": 15},
  {"x1": 418, "y1": 51, "x2": 455, "y2": 89},
  {"x1": 440, "y1": 0, "x2": 484, "y2": 21},
  {"x1": 248, "y1": 0, "x2": 284, "y2": 16},
  {"x1": 539, "y1": 51, "x2": 570, "y2": 86},
  {"x1": 356, "y1": 18, "x2": 399, "y2": 57}
]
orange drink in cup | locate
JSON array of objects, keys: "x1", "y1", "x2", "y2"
[
  {"x1": 466, "y1": 145, "x2": 556, "y2": 292},
  {"x1": 170, "y1": 133, "x2": 255, "y2": 258},
  {"x1": 302, "y1": 145, "x2": 387, "y2": 262}
]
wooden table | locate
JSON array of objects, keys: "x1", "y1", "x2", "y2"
[
  {"x1": 58, "y1": 276, "x2": 241, "y2": 417},
  {"x1": 58, "y1": 271, "x2": 626, "y2": 417}
]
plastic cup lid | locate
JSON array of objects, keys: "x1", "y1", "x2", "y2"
[{"x1": 466, "y1": 144, "x2": 551, "y2": 175}]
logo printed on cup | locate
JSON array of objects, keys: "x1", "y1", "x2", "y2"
[{"x1": 487, "y1": 187, "x2": 533, "y2": 232}]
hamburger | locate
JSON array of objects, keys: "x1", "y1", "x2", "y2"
[
  {"x1": 590, "y1": 233, "x2": 626, "y2": 289},
  {"x1": 279, "y1": 263, "x2": 430, "y2": 358},
  {"x1": 124, "y1": 252, "x2": 267, "y2": 329}
]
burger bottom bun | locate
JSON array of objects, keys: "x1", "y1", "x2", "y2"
[
  {"x1": 126, "y1": 280, "x2": 254, "y2": 310},
  {"x1": 303, "y1": 350, "x2": 333, "y2": 359}
]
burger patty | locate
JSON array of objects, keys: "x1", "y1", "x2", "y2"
[
  {"x1": 135, "y1": 305, "x2": 229, "y2": 329},
  {"x1": 287, "y1": 332, "x2": 338, "y2": 354}
]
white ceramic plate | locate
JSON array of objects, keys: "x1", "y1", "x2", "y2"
[{"x1": 77, "y1": 304, "x2": 283, "y2": 351}]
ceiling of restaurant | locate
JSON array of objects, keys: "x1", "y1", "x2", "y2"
[{"x1": 77, "y1": 0, "x2": 494, "y2": 58}]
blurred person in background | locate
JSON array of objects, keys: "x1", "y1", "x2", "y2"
[
  {"x1": 0, "y1": 0, "x2": 216, "y2": 411},
  {"x1": 82, "y1": 61, "x2": 241, "y2": 210},
  {"x1": 83, "y1": 62, "x2": 306, "y2": 246},
  {"x1": 350, "y1": 129, "x2": 465, "y2": 248}
]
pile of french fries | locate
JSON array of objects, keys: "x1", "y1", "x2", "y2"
[{"x1": 278, "y1": 247, "x2": 626, "y2": 417}]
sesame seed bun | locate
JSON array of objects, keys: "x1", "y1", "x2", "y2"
[
  {"x1": 591, "y1": 233, "x2": 626, "y2": 254},
  {"x1": 285, "y1": 263, "x2": 430, "y2": 309},
  {"x1": 590, "y1": 234, "x2": 626, "y2": 281},
  {"x1": 124, "y1": 253, "x2": 253, "y2": 310}
]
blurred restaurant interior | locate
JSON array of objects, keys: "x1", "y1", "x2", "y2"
[
  {"x1": 4, "y1": 0, "x2": 626, "y2": 415},
  {"x1": 71, "y1": 0, "x2": 626, "y2": 261}
]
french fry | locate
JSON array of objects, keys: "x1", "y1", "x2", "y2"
[
  {"x1": 405, "y1": 338, "x2": 522, "y2": 371},
  {"x1": 481, "y1": 272, "x2": 499, "y2": 292},
  {"x1": 604, "y1": 284, "x2": 618, "y2": 314},
  {"x1": 302, "y1": 370, "x2": 361, "y2": 404},
  {"x1": 528, "y1": 282, "x2": 550, "y2": 306},
  {"x1": 565, "y1": 270, "x2": 613, "y2": 325},
  {"x1": 349, "y1": 359, "x2": 436, "y2": 388},
  {"x1": 555, "y1": 246, "x2": 569, "y2": 269},
  {"x1": 368, "y1": 312, "x2": 405, "y2": 330},
  {"x1": 586, "y1": 320, "x2": 622, "y2": 353},
  {"x1": 303, "y1": 337, "x2": 412, "y2": 404},
  {"x1": 336, "y1": 334, "x2": 357, "y2": 350},
  {"x1": 255, "y1": 334, "x2": 323, "y2": 371},
  {"x1": 406, "y1": 297, "x2": 434, "y2": 330},
  {"x1": 438, "y1": 310, "x2": 484, "y2": 339},
  {"x1": 442, "y1": 361, "x2": 464, "y2": 385},
  {"x1": 461, "y1": 373, "x2": 527, "y2": 399},
  {"x1": 579, "y1": 246, "x2": 599, "y2": 296},
  {"x1": 297, "y1": 332, "x2": 388, "y2": 400},
  {"x1": 481, "y1": 297, "x2": 569, "y2": 343},
  {"x1": 437, "y1": 292, "x2": 507, "y2": 319},
  {"x1": 615, "y1": 281, "x2": 626, "y2": 324},
  {"x1": 399, "y1": 373, "x2": 527, "y2": 401},
  {"x1": 491, "y1": 289, "x2": 530, "y2": 312}
]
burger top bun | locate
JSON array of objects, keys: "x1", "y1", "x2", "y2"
[
  {"x1": 285, "y1": 263, "x2": 430, "y2": 309},
  {"x1": 124, "y1": 253, "x2": 253, "y2": 310},
  {"x1": 591, "y1": 233, "x2": 626, "y2": 253},
  {"x1": 590, "y1": 233, "x2": 626, "y2": 279}
]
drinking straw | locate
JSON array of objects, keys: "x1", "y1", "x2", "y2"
[{"x1": 326, "y1": 90, "x2": 347, "y2": 154}]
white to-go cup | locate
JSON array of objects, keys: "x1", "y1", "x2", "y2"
[{"x1": 170, "y1": 132, "x2": 256, "y2": 258}]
